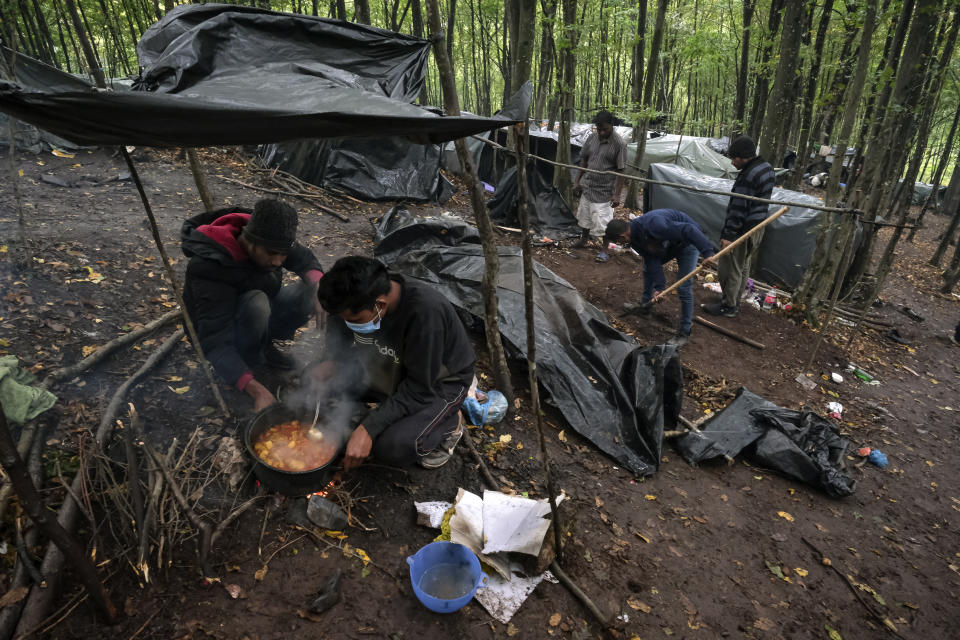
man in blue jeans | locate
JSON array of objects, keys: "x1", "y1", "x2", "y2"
[{"x1": 605, "y1": 210, "x2": 716, "y2": 348}]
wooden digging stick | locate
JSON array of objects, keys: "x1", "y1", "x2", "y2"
[{"x1": 651, "y1": 206, "x2": 790, "y2": 303}]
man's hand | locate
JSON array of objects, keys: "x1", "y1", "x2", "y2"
[
  {"x1": 651, "y1": 290, "x2": 665, "y2": 304},
  {"x1": 343, "y1": 425, "x2": 373, "y2": 471},
  {"x1": 245, "y1": 379, "x2": 277, "y2": 413},
  {"x1": 308, "y1": 281, "x2": 327, "y2": 330},
  {"x1": 720, "y1": 239, "x2": 733, "y2": 249},
  {"x1": 702, "y1": 256, "x2": 717, "y2": 269}
]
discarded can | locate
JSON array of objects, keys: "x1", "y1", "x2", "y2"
[{"x1": 867, "y1": 450, "x2": 888, "y2": 468}]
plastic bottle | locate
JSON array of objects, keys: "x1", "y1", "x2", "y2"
[{"x1": 762, "y1": 286, "x2": 777, "y2": 310}]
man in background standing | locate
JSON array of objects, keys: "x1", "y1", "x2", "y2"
[
  {"x1": 702, "y1": 135, "x2": 775, "y2": 317},
  {"x1": 573, "y1": 110, "x2": 627, "y2": 262}
]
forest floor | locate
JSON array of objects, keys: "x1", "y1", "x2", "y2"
[{"x1": 1, "y1": 146, "x2": 959, "y2": 640}]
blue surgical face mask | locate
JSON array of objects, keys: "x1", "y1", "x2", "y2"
[{"x1": 345, "y1": 304, "x2": 382, "y2": 334}]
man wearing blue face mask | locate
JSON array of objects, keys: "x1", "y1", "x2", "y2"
[
  {"x1": 307, "y1": 256, "x2": 475, "y2": 471},
  {"x1": 604, "y1": 209, "x2": 717, "y2": 348}
]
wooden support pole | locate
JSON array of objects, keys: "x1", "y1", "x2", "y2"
[
  {"x1": 514, "y1": 124, "x2": 564, "y2": 562},
  {"x1": 119, "y1": 147, "x2": 231, "y2": 418},
  {"x1": 185, "y1": 149, "x2": 216, "y2": 212},
  {"x1": 694, "y1": 315, "x2": 766, "y2": 350},
  {"x1": 0, "y1": 402, "x2": 117, "y2": 623}
]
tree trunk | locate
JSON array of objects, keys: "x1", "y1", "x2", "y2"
[
  {"x1": 793, "y1": 0, "x2": 877, "y2": 319},
  {"x1": 758, "y1": 0, "x2": 806, "y2": 166},
  {"x1": 731, "y1": 0, "x2": 755, "y2": 136},
  {"x1": 931, "y1": 156, "x2": 960, "y2": 266},
  {"x1": 533, "y1": 0, "x2": 557, "y2": 122},
  {"x1": 186, "y1": 149, "x2": 217, "y2": 212},
  {"x1": 424, "y1": 0, "x2": 514, "y2": 403},
  {"x1": 623, "y1": 0, "x2": 647, "y2": 210},
  {"x1": 64, "y1": 0, "x2": 106, "y2": 88},
  {"x1": 787, "y1": 0, "x2": 834, "y2": 188},
  {"x1": 445, "y1": 0, "x2": 457, "y2": 62},
  {"x1": 509, "y1": 0, "x2": 536, "y2": 90},
  {"x1": 844, "y1": 0, "x2": 941, "y2": 294},
  {"x1": 355, "y1": 0, "x2": 371, "y2": 23},
  {"x1": 553, "y1": 0, "x2": 577, "y2": 207},
  {"x1": 910, "y1": 103, "x2": 960, "y2": 241},
  {"x1": 747, "y1": 0, "x2": 785, "y2": 141},
  {"x1": 871, "y1": 8, "x2": 959, "y2": 288},
  {"x1": 411, "y1": 0, "x2": 428, "y2": 104}
]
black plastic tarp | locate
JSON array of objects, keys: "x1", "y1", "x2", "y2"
[
  {"x1": 259, "y1": 137, "x2": 454, "y2": 202},
  {"x1": 0, "y1": 5, "x2": 526, "y2": 147},
  {"x1": 486, "y1": 163, "x2": 581, "y2": 239},
  {"x1": 674, "y1": 388, "x2": 855, "y2": 497},
  {"x1": 373, "y1": 207, "x2": 683, "y2": 476}
]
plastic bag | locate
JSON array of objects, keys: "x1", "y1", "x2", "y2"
[{"x1": 462, "y1": 390, "x2": 508, "y2": 425}]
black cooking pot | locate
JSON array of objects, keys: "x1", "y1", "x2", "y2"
[{"x1": 243, "y1": 404, "x2": 344, "y2": 496}]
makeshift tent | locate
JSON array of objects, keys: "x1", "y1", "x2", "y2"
[
  {"x1": 645, "y1": 163, "x2": 855, "y2": 289},
  {"x1": 627, "y1": 134, "x2": 738, "y2": 179},
  {"x1": 674, "y1": 388, "x2": 855, "y2": 497},
  {"x1": 486, "y1": 162, "x2": 580, "y2": 238},
  {"x1": 258, "y1": 137, "x2": 455, "y2": 202},
  {"x1": 908, "y1": 181, "x2": 947, "y2": 206},
  {"x1": 0, "y1": 5, "x2": 526, "y2": 147},
  {"x1": 374, "y1": 208, "x2": 682, "y2": 477}
]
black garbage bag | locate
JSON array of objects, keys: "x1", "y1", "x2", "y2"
[
  {"x1": 373, "y1": 207, "x2": 682, "y2": 476},
  {"x1": 674, "y1": 388, "x2": 854, "y2": 497},
  {"x1": 487, "y1": 164, "x2": 581, "y2": 239},
  {"x1": 750, "y1": 408, "x2": 855, "y2": 498}
]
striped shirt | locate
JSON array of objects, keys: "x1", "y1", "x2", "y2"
[
  {"x1": 722, "y1": 156, "x2": 775, "y2": 241},
  {"x1": 580, "y1": 131, "x2": 627, "y2": 203}
]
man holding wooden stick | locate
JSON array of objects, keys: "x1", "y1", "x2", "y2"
[
  {"x1": 702, "y1": 135, "x2": 776, "y2": 318},
  {"x1": 605, "y1": 210, "x2": 717, "y2": 348}
]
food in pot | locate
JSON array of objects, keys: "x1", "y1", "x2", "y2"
[{"x1": 253, "y1": 420, "x2": 338, "y2": 472}]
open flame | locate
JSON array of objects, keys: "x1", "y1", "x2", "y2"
[{"x1": 306, "y1": 480, "x2": 338, "y2": 499}]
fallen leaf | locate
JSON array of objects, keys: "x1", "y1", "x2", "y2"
[
  {"x1": 0, "y1": 245, "x2": 6, "y2": 253},
  {"x1": 355, "y1": 548, "x2": 371, "y2": 566},
  {"x1": 595, "y1": 496, "x2": 604, "y2": 508},
  {"x1": 794, "y1": 567, "x2": 808, "y2": 577},
  {"x1": 168, "y1": 385, "x2": 190, "y2": 394},
  {"x1": 254, "y1": 566, "x2": 267, "y2": 581},
  {"x1": 635, "y1": 532, "x2": 651, "y2": 543},
  {"x1": 506, "y1": 623, "x2": 519, "y2": 636},
  {"x1": 296, "y1": 608, "x2": 325, "y2": 623},
  {"x1": 0, "y1": 338, "x2": 10, "y2": 347},
  {"x1": 224, "y1": 584, "x2": 242, "y2": 599},
  {"x1": 167, "y1": 375, "x2": 184, "y2": 382},
  {"x1": 549, "y1": 613, "x2": 561, "y2": 626},
  {"x1": 825, "y1": 623, "x2": 843, "y2": 640},
  {"x1": 81, "y1": 345, "x2": 97, "y2": 357},
  {"x1": 0, "y1": 587, "x2": 28, "y2": 608},
  {"x1": 777, "y1": 511, "x2": 795, "y2": 522},
  {"x1": 627, "y1": 597, "x2": 651, "y2": 613},
  {"x1": 558, "y1": 430, "x2": 567, "y2": 443},
  {"x1": 753, "y1": 618, "x2": 775, "y2": 631},
  {"x1": 499, "y1": 434, "x2": 512, "y2": 444},
  {"x1": 883, "y1": 619, "x2": 897, "y2": 632},
  {"x1": 644, "y1": 494, "x2": 657, "y2": 501},
  {"x1": 766, "y1": 561, "x2": 786, "y2": 580}
]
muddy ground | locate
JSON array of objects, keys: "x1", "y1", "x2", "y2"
[{"x1": 1, "y1": 146, "x2": 958, "y2": 640}]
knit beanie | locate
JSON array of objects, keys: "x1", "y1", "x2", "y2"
[
  {"x1": 729, "y1": 136, "x2": 757, "y2": 159},
  {"x1": 242, "y1": 199, "x2": 298, "y2": 252}
]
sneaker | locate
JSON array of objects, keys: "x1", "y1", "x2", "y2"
[
  {"x1": 701, "y1": 302, "x2": 738, "y2": 318},
  {"x1": 595, "y1": 251, "x2": 608, "y2": 263},
  {"x1": 263, "y1": 343, "x2": 296, "y2": 370},
  {"x1": 666, "y1": 333, "x2": 689, "y2": 349},
  {"x1": 622, "y1": 302, "x2": 652, "y2": 316},
  {"x1": 419, "y1": 416, "x2": 464, "y2": 469}
]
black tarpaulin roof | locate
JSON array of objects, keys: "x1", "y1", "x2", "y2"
[{"x1": 0, "y1": 4, "x2": 526, "y2": 147}]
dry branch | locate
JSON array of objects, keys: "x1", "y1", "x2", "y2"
[{"x1": 41, "y1": 309, "x2": 181, "y2": 388}]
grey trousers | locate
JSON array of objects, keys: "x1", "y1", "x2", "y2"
[
  {"x1": 235, "y1": 281, "x2": 314, "y2": 366},
  {"x1": 718, "y1": 227, "x2": 765, "y2": 309}
]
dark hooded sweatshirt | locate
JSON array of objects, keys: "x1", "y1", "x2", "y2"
[
  {"x1": 180, "y1": 208, "x2": 323, "y2": 387},
  {"x1": 323, "y1": 275, "x2": 475, "y2": 439}
]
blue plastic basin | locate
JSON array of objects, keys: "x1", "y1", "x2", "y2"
[{"x1": 407, "y1": 541, "x2": 488, "y2": 613}]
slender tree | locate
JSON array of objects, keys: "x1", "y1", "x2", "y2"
[{"x1": 759, "y1": 0, "x2": 806, "y2": 166}]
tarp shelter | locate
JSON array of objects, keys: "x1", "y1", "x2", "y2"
[
  {"x1": 374, "y1": 208, "x2": 683, "y2": 477},
  {"x1": 258, "y1": 137, "x2": 456, "y2": 203},
  {"x1": 908, "y1": 181, "x2": 946, "y2": 207},
  {"x1": 627, "y1": 134, "x2": 738, "y2": 179},
  {"x1": 0, "y1": 4, "x2": 525, "y2": 147},
  {"x1": 645, "y1": 163, "x2": 851, "y2": 290},
  {"x1": 486, "y1": 163, "x2": 580, "y2": 239}
]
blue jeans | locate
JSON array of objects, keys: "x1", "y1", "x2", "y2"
[{"x1": 642, "y1": 245, "x2": 699, "y2": 335}]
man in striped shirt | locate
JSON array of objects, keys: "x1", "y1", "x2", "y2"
[
  {"x1": 573, "y1": 111, "x2": 627, "y2": 260},
  {"x1": 702, "y1": 135, "x2": 775, "y2": 318}
]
